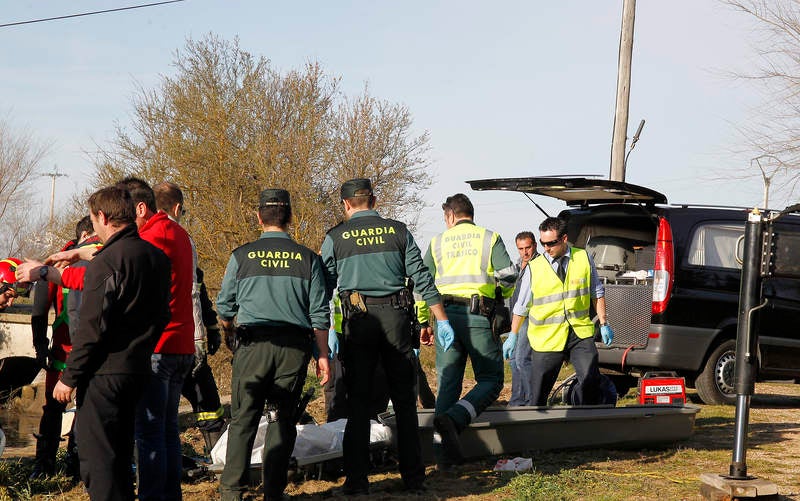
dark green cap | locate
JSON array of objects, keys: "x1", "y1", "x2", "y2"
[
  {"x1": 259, "y1": 189, "x2": 290, "y2": 207},
  {"x1": 340, "y1": 178, "x2": 373, "y2": 200}
]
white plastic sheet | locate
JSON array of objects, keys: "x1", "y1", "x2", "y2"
[{"x1": 210, "y1": 418, "x2": 393, "y2": 467}]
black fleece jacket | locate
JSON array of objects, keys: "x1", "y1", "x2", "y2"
[{"x1": 61, "y1": 224, "x2": 171, "y2": 388}]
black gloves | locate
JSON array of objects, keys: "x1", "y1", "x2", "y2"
[{"x1": 206, "y1": 325, "x2": 221, "y2": 356}]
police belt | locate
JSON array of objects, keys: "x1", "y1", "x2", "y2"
[
  {"x1": 441, "y1": 294, "x2": 496, "y2": 308},
  {"x1": 237, "y1": 324, "x2": 311, "y2": 343},
  {"x1": 362, "y1": 292, "x2": 403, "y2": 305}
]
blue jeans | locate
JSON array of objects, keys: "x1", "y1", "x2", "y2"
[
  {"x1": 508, "y1": 321, "x2": 533, "y2": 406},
  {"x1": 135, "y1": 353, "x2": 193, "y2": 501}
]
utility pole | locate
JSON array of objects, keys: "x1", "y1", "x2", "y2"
[
  {"x1": 609, "y1": 0, "x2": 636, "y2": 182},
  {"x1": 41, "y1": 167, "x2": 67, "y2": 225}
]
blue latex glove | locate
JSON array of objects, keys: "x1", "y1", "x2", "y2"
[
  {"x1": 413, "y1": 348, "x2": 420, "y2": 357},
  {"x1": 502, "y1": 332, "x2": 517, "y2": 360},
  {"x1": 436, "y1": 320, "x2": 455, "y2": 352},
  {"x1": 600, "y1": 324, "x2": 614, "y2": 346},
  {"x1": 328, "y1": 328, "x2": 339, "y2": 360}
]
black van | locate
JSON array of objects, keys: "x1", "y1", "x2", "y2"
[{"x1": 468, "y1": 176, "x2": 800, "y2": 405}]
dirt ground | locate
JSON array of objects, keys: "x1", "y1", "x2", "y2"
[{"x1": 3, "y1": 377, "x2": 800, "y2": 500}]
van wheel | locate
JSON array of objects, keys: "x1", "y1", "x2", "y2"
[{"x1": 696, "y1": 340, "x2": 737, "y2": 405}]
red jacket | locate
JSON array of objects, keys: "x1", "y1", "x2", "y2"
[
  {"x1": 60, "y1": 213, "x2": 194, "y2": 354},
  {"x1": 139, "y1": 211, "x2": 195, "y2": 354}
]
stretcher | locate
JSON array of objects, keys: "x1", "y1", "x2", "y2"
[{"x1": 380, "y1": 404, "x2": 700, "y2": 462}]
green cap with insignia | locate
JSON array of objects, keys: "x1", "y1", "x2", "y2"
[
  {"x1": 340, "y1": 178, "x2": 373, "y2": 200},
  {"x1": 259, "y1": 188, "x2": 290, "y2": 207}
]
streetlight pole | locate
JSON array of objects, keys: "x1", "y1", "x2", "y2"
[
  {"x1": 41, "y1": 167, "x2": 67, "y2": 225},
  {"x1": 751, "y1": 155, "x2": 785, "y2": 209}
]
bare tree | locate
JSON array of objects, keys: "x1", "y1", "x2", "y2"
[
  {"x1": 0, "y1": 116, "x2": 52, "y2": 258},
  {"x1": 725, "y1": 0, "x2": 800, "y2": 204},
  {"x1": 96, "y1": 34, "x2": 433, "y2": 287}
]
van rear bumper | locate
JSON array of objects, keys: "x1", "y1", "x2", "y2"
[{"x1": 597, "y1": 323, "x2": 717, "y2": 374}]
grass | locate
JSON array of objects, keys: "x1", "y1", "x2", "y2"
[
  {"x1": 5, "y1": 344, "x2": 800, "y2": 500},
  {"x1": 491, "y1": 395, "x2": 800, "y2": 500},
  {"x1": 0, "y1": 451, "x2": 79, "y2": 501}
]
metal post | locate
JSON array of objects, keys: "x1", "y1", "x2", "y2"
[
  {"x1": 609, "y1": 0, "x2": 636, "y2": 182},
  {"x1": 41, "y1": 168, "x2": 67, "y2": 225},
  {"x1": 729, "y1": 208, "x2": 763, "y2": 479}
]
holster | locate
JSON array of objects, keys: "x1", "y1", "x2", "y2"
[
  {"x1": 489, "y1": 285, "x2": 511, "y2": 342},
  {"x1": 402, "y1": 280, "x2": 420, "y2": 349},
  {"x1": 339, "y1": 290, "x2": 368, "y2": 322},
  {"x1": 225, "y1": 327, "x2": 241, "y2": 353}
]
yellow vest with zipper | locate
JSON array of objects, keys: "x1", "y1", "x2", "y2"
[
  {"x1": 430, "y1": 223, "x2": 499, "y2": 299},
  {"x1": 527, "y1": 248, "x2": 594, "y2": 352}
]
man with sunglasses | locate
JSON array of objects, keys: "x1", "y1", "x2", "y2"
[
  {"x1": 507, "y1": 216, "x2": 614, "y2": 407},
  {"x1": 421, "y1": 193, "x2": 517, "y2": 471}
]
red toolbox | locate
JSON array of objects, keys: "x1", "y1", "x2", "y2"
[{"x1": 638, "y1": 371, "x2": 686, "y2": 405}]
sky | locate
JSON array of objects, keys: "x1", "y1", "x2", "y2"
[{"x1": 0, "y1": 1, "x2": 776, "y2": 251}]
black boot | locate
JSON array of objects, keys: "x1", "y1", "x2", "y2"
[
  {"x1": 63, "y1": 432, "x2": 80, "y2": 481},
  {"x1": 199, "y1": 418, "x2": 226, "y2": 453},
  {"x1": 30, "y1": 434, "x2": 57, "y2": 479}
]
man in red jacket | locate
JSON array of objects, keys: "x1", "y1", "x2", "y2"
[{"x1": 120, "y1": 177, "x2": 195, "y2": 501}]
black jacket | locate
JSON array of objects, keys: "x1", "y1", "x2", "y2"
[{"x1": 61, "y1": 224, "x2": 171, "y2": 388}]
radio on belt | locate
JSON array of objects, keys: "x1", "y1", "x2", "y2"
[{"x1": 638, "y1": 371, "x2": 686, "y2": 405}]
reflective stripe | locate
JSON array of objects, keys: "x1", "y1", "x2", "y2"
[
  {"x1": 196, "y1": 406, "x2": 225, "y2": 422},
  {"x1": 431, "y1": 234, "x2": 443, "y2": 272},
  {"x1": 531, "y1": 287, "x2": 591, "y2": 306},
  {"x1": 51, "y1": 359, "x2": 67, "y2": 371},
  {"x1": 567, "y1": 308, "x2": 590, "y2": 320},
  {"x1": 456, "y1": 399, "x2": 477, "y2": 419},
  {"x1": 530, "y1": 314, "x2": 568, "y2": 326},
  {"x1": 435, "y1": 274, "x2": 494, "y2": 286},
  {"x1": 494, "y1": 264, "x2": 518, "y2": 288},
  {"x1": 480, "y1": 231, "x2": 493, "y2": 273}
]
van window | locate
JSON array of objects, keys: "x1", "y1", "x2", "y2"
[{"x1": 687, "y1": 223, "x2": 744, "y2": 269}]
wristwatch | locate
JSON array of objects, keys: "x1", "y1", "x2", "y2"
[{"x1": 39, "y1": 266, "x2": 49, "y2": 282}]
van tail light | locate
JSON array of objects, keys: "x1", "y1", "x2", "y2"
[{"x1": 652, "y1": 216, "x2": 674, "y2": 314}]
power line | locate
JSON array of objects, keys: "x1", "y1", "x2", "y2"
[{"x1": 0, "y1": 0, "x2": 186, "y2": 29}]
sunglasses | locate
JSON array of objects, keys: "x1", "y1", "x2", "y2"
[{"x1": 539, "y1": 237, "x2": 563, "y2": 248}]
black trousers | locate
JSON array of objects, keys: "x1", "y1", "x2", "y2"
[
  {"x1": 529, "y1": 328, "x2": 601, "y2": 406},
  {"x1": 219, "y1": 330, "x2": 309, "y2": 501},
  {"x1": 35, "y1": 369, "x2": 69, "y2": 472},
  {"x1": 75, "y1": 374, "x2": 145, "y2": 501},
  {"x1": 341, "y1": 304, "x2": 424, "y2": 491},
  {"x1": 325, "y1": 352, "x2": 435, "y2": 422},
  {"x1": 181, "y1": 361, "x2": 223, "y2": 427}
]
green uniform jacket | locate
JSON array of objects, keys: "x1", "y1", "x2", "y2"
[
  {"x1": 321, "y1": 209, "x2": 441, "y2": 305},
  {"x1": 216, "y1": 231, "x2": 329, "y2": 330}
]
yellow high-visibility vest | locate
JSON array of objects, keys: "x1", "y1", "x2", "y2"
[
  {"x1": 332, "y1": 294, "x2": 343, "y2": 333},
  {"x1": 527, "y1": 248, "x2": 594, "y2": 352},
  {"x1": 430, "y1": 223, "x2": 499, "y2": 299}
]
